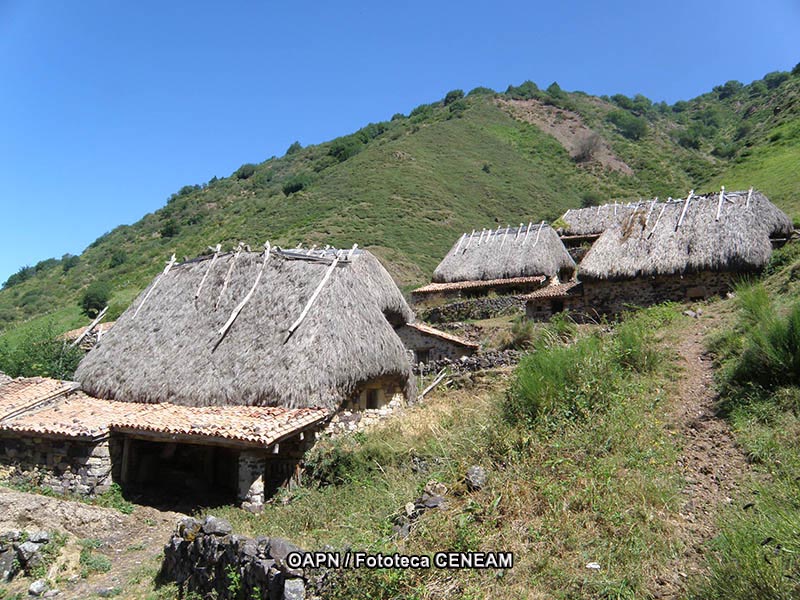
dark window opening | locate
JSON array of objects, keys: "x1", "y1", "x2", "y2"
[
  {"x1": 551, "y1": 299, "x2": 565, "y2": 314},
  {"x1": 416, "y1": 348, "x2": 431, "y2": 363},
  {"x1": 367, "y1": 389, "x2": 380, "y2": 410}
]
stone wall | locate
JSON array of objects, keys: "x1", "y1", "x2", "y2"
[
  {"x1": 582, "y1": 271, "x2": 736, "y2": 318},
  {"x1": 325, "y1": 393, "x2": 405, "y2": 436},
  {"x1": 396, "y1": 325, "x2": 475, "y2": 363},
  {"x1": 414, "y1": 350, "x2": 521, "y2": 376},
  {"x1": 161, "y1": 515, "x2": 322, "y2": 600},
  {"x1": 527, "y1": 271, "x2": 737, "y2": 322},
  {"x1": 420, "y1": 295, "x2": 526, "y2": 324},
  {"x1": 0, "y1": 434, "x2": 114, "y2": 495}
]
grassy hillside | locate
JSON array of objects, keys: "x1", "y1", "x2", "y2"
[{"x1": 0, "y1": 67, "x2": 798, "y2": 349}]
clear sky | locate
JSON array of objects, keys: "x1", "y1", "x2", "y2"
[{"x1": 0, "y1": 0, "x2": 797, "y2": 283}]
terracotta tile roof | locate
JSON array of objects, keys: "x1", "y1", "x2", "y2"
[
  {"x1": 0, "y1": 378, "x2": 331, "y2": 447},
  {"x1": 0, "y1": 378, "x2": 76, "y2": 421},
  {"x1": 406, "y1": 322, "x2": 479, "y2": 349},
  {"x1": 412, "y1": 275, "x2": 546, "y2": 295},
  {"x1": 62, "y1": 321, "x2": 116, "y2": 341},
  {"x1": 523, "y1": 281, "x2": 583, "y2": 300}
]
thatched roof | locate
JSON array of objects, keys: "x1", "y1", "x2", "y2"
[
  {"x1": 559, "y1": 202, "x2": 644, "y2": 236},
  {"x1": 432, "y1": 223, "x2": 575, "y2": 283},
  {"x1": 75, "y1": 247, "x2": 415, "y2": 411},
  {"x1": 579, "y1": 190, "x2": 793, "y2": 281}
]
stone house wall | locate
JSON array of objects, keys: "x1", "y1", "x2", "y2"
[
  {"x1": 527, "y1": 271, "x2": 738, "y2": 321},
  {"x1": 396, "y1": 325, "x2": 475, "y2": 363},
  {"x1": 0, "y1": 433, "x2": 115, "y2": 495}
]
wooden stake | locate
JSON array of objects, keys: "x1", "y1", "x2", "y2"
[
  {"x1": 217, "y1": 243, "x2": 271, "y2": 342},
  {"x1": 453, "y1": 233, "x2": 466, "y2": 254},
  {"x1": 532, "y1": 221, "x2": 545, "y2": 247},
  {"x1": 645, "y1": 198, "x2": 657, "y2": 226},
  {"x1": 195, "y1": 244, "x2": 221, "y2": 300},
  {"x1": 134, "y1": 254, "x2": 176, "y2": 318},
  {"x1": 418, "y1": 368, "x2": 448, "y2": 401},
  {"x1": 675, "y1": 189, "x2": 694, "y2": 231},
  {"x1": 522, "y1": 221, "x2": 533, "y2": 245},
  {"x1": 285, "y1": 246, "x2": 352, "y2": 342},
  {"x1": 715, "y1": 186, "x2": 725, "y2": 221},
  {"x1": 70, "y1": 306, "x2": 108, "y2": 348},
  {"x1": 478, "y1": 228, "x2": 486, "y2": 245},
  {"x1": 215, "y1": 243, "x2": 244, "y2": 309},
  {"x1": 649, "y1": 203, "x2": 669, "y2": 238},
  {"x1": 746, "y1": 186, "x2": 753, "y2": 207},
  {"x1": 464, "y1": 229, "x2": 476, "y2": 250},
  {"x1": 500, "y1": 226, "x2": 510, "y2": 249}
]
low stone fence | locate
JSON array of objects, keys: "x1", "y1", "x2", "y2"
[
  {"x1": 414, "y1": 350, "x2": 521, "y2": 376},
  {"x1": 420, "y1": 296, "x2": 525, "y2": 324},
  {"x1": 161, "y1": 516, "x2": 325, "y2": 600}
]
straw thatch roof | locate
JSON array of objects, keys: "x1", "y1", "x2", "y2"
[
  {"x1": 559, "y1": 202, "x2": 644, "y2": 236},
  {"x1": 75, "y1": 247, "x2": 415, "y2": 411},
  {"x1": 579, "y1": 190, "x2": 793, "y2": 281},
  {"x1": 432, "y1": 223, "x2": 575, "y2": 283}
]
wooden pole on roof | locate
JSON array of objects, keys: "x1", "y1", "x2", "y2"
[
  {"x1": 500, "y1": 225, "x2": 510, "y2": 249},
  {"x1": 746, "y1": 186, "x2": 753, "y2": 207},
  {"x1": 522, "y1": 221, "x2": 534, "y2": 245},
  {"x1": 195, "y1": 244, "x2": 221, "y2": 300},
  {"x1": 675, "y1": 190, "x2": 694, "y2": 231},
  {"x1": 493, "y1": 225, "x2": 502, "y2": 244},
  {"x1": 715, "y1": 186, "x2": 725, "y2": 221},
  {"x1": 285, "y1": 245, "x2": 354, "y2": 342},
  {"x1": 645, "y1": 198, "x2": 658, "y2": 225},
  {"x1": 478, "y1": 228, "x2": 486, "y2": 245},
  {"x1": 347, "y1": 243, "x2": 359, "y2": 260},
  {"x1": 649, "y1": 203, "x2": 669, "y2": 238},
  {"x1": 464, "y1": 229, "x2": 475, "y2": 250},
  {"x1": 215, "y1": 243, "x2": 244, "y2": 309},
  {"x1": 70, "y1": 306, "x2": 108, "y2": 348},
  {"x1": 453, "y1": 233, "x2": 466, "y2": 254},
  {"x1": 133, "y1": 254, "x2": 176, "y2": 318},
  {"x1": 216, "y1": 242, "x2": 271, "y2": 343}
]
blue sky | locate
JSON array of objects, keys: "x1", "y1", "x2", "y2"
[{"x1": 0, "y1": 0, "x2": 797, "y2": 283}]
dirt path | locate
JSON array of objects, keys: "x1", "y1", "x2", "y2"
[
  {"x1": 0, "y1": 487, "x2": 182, "y2": 599},
  {"x1": 650, "y1": 317, "x2": 752, "y2": 598}
]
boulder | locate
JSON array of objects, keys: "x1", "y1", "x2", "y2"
[
  {"x1": 201, "y1": 516, "x2": 232, "y2": 537},
  {"x1": 465, "y1": 465, "x2": 487, "y2": 491},
  {"x1": 0, "y1": 548, "x2": 20, "y2": 582},
  {"x1": 282, "y1": 578, "x2": 306, "y2": 600},
  {"x1": 28, "y1": 579, "x2": 48, "y2": 596},
  {"x1": 17, "y1": 541, "x2": 42, "y2": 566}
]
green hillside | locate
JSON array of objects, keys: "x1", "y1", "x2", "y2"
[{"x1": 1, "y1": 67, "x2": 798, "y2": 346}]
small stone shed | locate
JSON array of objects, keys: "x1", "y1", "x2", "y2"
[
  {"x1": 412, "y1": 222, "x2": 575, "y2": 304},
  {"x1": 570, "y1": 189, "x2": 793, "y2": 318},
  {"x1": 524, "y1": 282, "x2": 585, "y2": 321},
  {"x1": 397, "y1": 322, "x2": 479, "y2": 364},
  {"x1": 1, "y1": 245, "x2": 421, "y2": 509},
  {"x1": 0, "y1": 377, "x2": 328, "y2": 511}
]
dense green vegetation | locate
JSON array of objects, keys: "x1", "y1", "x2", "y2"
[
  {"x1": 205, "y1": 307, "x2": 685, "y2": 598},
  {"x1": 0, "y1": 66, "x2": 798, "y2": 374},
  {"x1": 697, "y1": 272, "x2": 800, "y2": 599}
]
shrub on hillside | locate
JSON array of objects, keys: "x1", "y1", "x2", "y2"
[
  {"x1": 3, "y1": 265, "x2": 35, "y2": 289},
  {"x1": 61, "y1": 254, "x2": 80, "y2": 273},
  {"x1": 467, "y1": 86, "x2": 495, "y2": 97},
  {"x1": 443, "y1": 89, "x2": 464, "y2": 106},
  {"x1": 505, "y1": 80, "x2": 539, "y2": 100},
  {"x1": 328, "y1": 137, "x2": 363, "y2": 162},
  {"x1": 80, "y1": 281, "x2": 110, "y2": 318},
  {"x1": 160, "y1": 219, "x2": 180, "y2": 238},
  {"x1": 0, "y1": 321, "x2": 83, "y2": 380},
  {"x1": 285, "y1": 141, "x2": 302, "y2": 155},
  {"x1": 109, "y1": 249, "x2": 127, "y2": 268},
  {"x1": 282, "y1": 173, "x2": 311, "y2": 196},
  {"x1": 606, "y1": 111, "x2": 648, "y2": 140},
  {"x1": 234, "y1": 163, "x2": 257, "y2": 180},
  {"x1": 764, "y1": 71, "x2": 790, "y2": 89}
]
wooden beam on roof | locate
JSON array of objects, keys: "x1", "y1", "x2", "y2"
[
  {"x1": 215, "y1": 242, "x2": 271, "y2": 346},
  {"x1": 675, "y1": 190, "x2": 694, "y2": 231},
  {"x1": 215, "y1": 243, "x2": 244, "y2": 310},
  {"x1": 195, "y1": 244, "x2": 221, "y2": 301},
  {"x1": 134, "y1": 254, "x2": 176, "y2": 318},
  {"x1": 70, "y1": 306, "x2": 108, "y2": 348},
  {"x1": 715, "y1": 186, "x2": 725, "y2": 221}
]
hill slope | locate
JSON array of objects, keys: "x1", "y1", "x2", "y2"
[{"x1": 1, "y1": 68, "x2": 798, "y2": 342}]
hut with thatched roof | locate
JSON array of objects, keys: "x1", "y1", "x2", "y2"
[
  {"x1": 412, "y1": 223, "x2": 575, "y2": 310},
  {"x1": 544, "y1": 189, "x2": 793, "y2": 319},
  {"x1": 0, "y1": 245, "x2": 423, "y2": 509}
]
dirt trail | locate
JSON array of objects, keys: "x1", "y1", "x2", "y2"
[
  {"x1": 651, "y1": 317, "x2": 752, "y2": 598},
  {"x1": 0, "y1": 487, "x2": 182, "y2": 598}
]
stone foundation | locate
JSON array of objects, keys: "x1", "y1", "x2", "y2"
[
  {"x1": 325, "y1": 393, "x2": 405, "y2": 436},
  {"x1": 527, "y1": 271, "x2": 739, "y2": 321},
  {"x1": 0, "y1": 434, "x2": 114, "y2": 495}
]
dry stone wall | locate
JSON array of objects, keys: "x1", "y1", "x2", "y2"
[{"x1": 0, "y1": 434, "x2": 114, "y2": 496}]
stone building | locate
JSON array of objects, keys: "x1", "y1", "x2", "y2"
[
  {"x1": 529, "y1": 189, "x2": 793, "y2": 320},
  {"x1": 1, "y1": 245, "x2": 421, "y2": 509},
  {"x1": 397, "y1": 322, "x2": 479, "y2": 364},
  {"x1": 412, "y1": 222, "x2": 575, "y2": 315}
]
